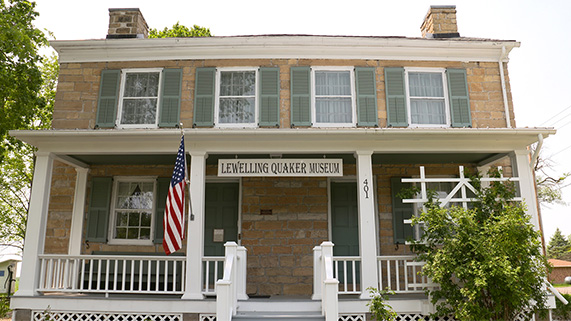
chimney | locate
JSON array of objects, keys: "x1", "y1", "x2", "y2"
[
  {"x1": 420, "y1": 5, "x2": 460, "y2": 39},
  {"x1": 107, "y1": 8, "x2": 149, "y2": 39}
]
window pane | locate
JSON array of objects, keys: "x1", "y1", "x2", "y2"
[
  {"x1": 127, "y1": 228, "x2": 139, "y2": 239},
  {"x1": 410, "y1": 99, "x2": 446, "y2": 125},
  {"x1": 121, "y1": 99, "x2": 157, "y2": 124},
  {"x1": 141, "y1": 213, "x2": 152, "y2": 227},
  {"x1": 315, "y1": 98, "x2": 352, "y2": 123},
  {"x1": 219, "y1": 98, "x2": 255, "y2": 123},
  {"x1": 116, "y1": 228, "x2": 127, "y2": 239},
  {"x1": 124, "y1": 72, "x2": 160, "y2": 98},
  {"x1": 140, "y1": 228, "x2": 151, "y2": 240},
  {"x1": 409, "y1": 72, "x2": 444, "y2": 98},
  {"x1": 220, "y1": 71, "x2": 255, "y2": 96},
  {"x1": 128, "y1": 212, "x2": 140, "y2": 227},
  {"x1": 116, "y1": 212, "x2": 128, "y2": 227},
  {"x1": 315, "y1": 71, "x2": 351, "y2": 96}
]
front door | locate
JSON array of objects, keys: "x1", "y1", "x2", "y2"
[
  {"x1": 204, "y1": 182, "x2": 239, "y2": 256},
  {"x1": 331, "y1": 182, "x2": 359, "y2": 256}
]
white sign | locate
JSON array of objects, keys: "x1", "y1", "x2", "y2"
[{"x1": 218, "y1": 159, "x2": 343, "y2": 177}]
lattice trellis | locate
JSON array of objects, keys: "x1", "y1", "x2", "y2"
[
  {"x1": 199, "y1": 314, "x2": 216, "y2": 321},
  {"x1": 32, "y1": 311, "x2": 182, "y2": 321},
  {"x1": 396, "y1": 315, "x2": 455, "y2": 321},
  {"x1": 338, "y1": 314, "x2": 365, "y2": 321}
]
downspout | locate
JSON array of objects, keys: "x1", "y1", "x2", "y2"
[
  {"x1": 499, "y1": 46, "x2": 512, "y2": 128},
  {"x1": 531, "y1": 133, "x2": 544, "y2": 170}
]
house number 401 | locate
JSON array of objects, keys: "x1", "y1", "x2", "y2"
[{"x1": 363, "y1": 179, "x2": 369, "y2": 199}]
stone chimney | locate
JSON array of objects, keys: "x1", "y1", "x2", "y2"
[
  {"x1": 107, "y1": 8, "x2": 148, "y2": 39},
  {"x1": 420, "y1": 5, "x2": 460, "y2": 39}
]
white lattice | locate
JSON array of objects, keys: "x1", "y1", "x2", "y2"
[
  {"x1": 32, "y1": 311, "x2": 183, "y2": 321},
  {"x1": 396, "y1": 314, "x2": 455, "y2": 321},
  {"x1": 199, "y1": 314, "x2": 216, "y2": 321},
  {"x1": 339, "y1": 314, "x2": 365, "y2": 321}
]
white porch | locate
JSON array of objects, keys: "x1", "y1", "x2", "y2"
[{"x1": 10, "y1": 127, "x2": 553, "y2": 320}]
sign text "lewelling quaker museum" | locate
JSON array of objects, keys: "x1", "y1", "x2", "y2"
[{"x1": 217, "y1": 159, "x2": 343, "y2": 177}]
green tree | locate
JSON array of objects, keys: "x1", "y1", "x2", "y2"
[
  {"x1": 0, "y1": 0, "x2": 49, "y2": 156},
  {"x1": 547, "y1": 228, "x2": 571, "y2": 259},
  {"x1": 411, "y1": 169, "x2": 549, "y2": 320},
  {"x1": 149, "y1": 22, "x2": 212, "y2": 38}
]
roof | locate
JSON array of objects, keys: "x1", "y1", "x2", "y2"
[{"x1": 549, "y1": 259, "x2": 571, "y2": 267}]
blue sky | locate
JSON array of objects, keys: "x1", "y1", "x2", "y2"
[{"x1": 34, "y1": 0, "x2": 571, "y2": 242}]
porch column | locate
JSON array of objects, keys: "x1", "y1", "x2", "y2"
[
  {"x1": 510, "y1": 149, "x2": 541, "y2": 231},
  {"x1": 355, "y1": 150, "x2": 379, "y2": 299},
  {"x1": 16, "y1": 152, "x2": 54, "y2": 296},
  {"x1": 69, "y1": 167, "x2": 89, "y2": 255},
  {"x1": 182, "y1": 150, "x2": 207, "y2": 299}
]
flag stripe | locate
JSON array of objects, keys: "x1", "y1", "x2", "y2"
[{"x1": 163, "y1": 136, "x2": 187, "y2": 255}]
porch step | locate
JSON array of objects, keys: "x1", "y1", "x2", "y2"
[
  {"x1": 233, "y1": 312, "x2": 324, "y2": 321},
  {"x1": 238, "y1": 297, "x2": 321, "y2": 313}
]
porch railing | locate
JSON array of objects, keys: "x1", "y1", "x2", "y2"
[
  {"x1": 202, "y1": 256, "x2": 224, "y2": 295},
  {"x1": 377, "y1": 255, "x2": 433, "y2": 293},
  {"x1": 332, "y1": 256, "x2": 361, "y2": 294},
  {"x1": 38, "y1": 254, "x2": 186, "y2": 294}
]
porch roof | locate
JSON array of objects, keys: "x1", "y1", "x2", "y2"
[{"x1": 11, "y1": 127, "x2": 554, "y2": 167}]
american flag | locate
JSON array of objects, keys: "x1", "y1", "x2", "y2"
[{"x1": 163, "y1": 135, "x2": 187, "y2": 255}]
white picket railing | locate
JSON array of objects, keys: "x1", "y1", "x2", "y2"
[
  {"x1": 202, "y1": 256, "x2": 224, "y2": 295},
  {"x1": 332, "y1": 256, "x2": 361, "y2": 294},
  {"x1": 377, "y1": 255, "x2": 433, "y2": 293},
  {"x1": 38, "y1": 254, "x2": 186, "y2": 294}
]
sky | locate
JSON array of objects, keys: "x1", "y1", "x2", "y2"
[{"x1": 33, "y1": 0, "x2": 571, "y2": 242}]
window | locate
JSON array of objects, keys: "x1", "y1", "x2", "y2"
[
  {"x1": 117, "y1": 69, "x2": 162, "y2": 128},
  {"x1": 215, "y1": 68, "x2": 258, "y2": 127},
  {"x1": 109, "y1": 177, "x2": 156, "y2": 245},
  {"x1": 312, "y1": 67, "x2": 356, "y2": 127},
  {"x1": 405, "y1": 68, "x2": 450, "y2": 127}
]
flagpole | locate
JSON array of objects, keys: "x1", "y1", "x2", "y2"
[{"x1": 180, "y1": 123, "x2": 194, "y2": 225}]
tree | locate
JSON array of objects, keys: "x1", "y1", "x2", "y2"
[
  {"x1": 533, "y1": 149, "x2": 569, "y2": 205},
  {"x1": 149, "y1": 22, "x2": 212, "y2": 38},
  {"x1": 411, "y1": 169, "x2": 549, "y2": 320},
  {"x1": 547, "y1": 228, "x2": 571, "y2": 259},
  {"x1": 0, "y1": 0, "x2": 49, "y2": 157}
]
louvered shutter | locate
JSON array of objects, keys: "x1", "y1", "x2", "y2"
[
  {"x1": 355, "y1": 67, "x2": 378, "y2": 127},
  {"x1": 86, "y1": 177, "x2": 113, "y2": 242},
  {"x1": 96, "y1": 70, "x2": 121, "y2": 128},
  {"x1": 290, "y1": 67, "x2": 311, "y2": 126},
  {"x1": 153, "y1": 177, "x2": 171, "y2": 244},
  {"x1": 193, "y1": 67, "x2": 216, "y2": 127},
  {"x1": 259, "y1": 67, "x2": 280, "y2": 127},
  {"x1": 391, "y1": 177, "x2": 414, "y2": 244},
  {"x1": 159, "y1": 69, "x2": 182, "y2": 127},
  {"x1": 447, "y1": 68, "x2": 472, "y2": 127},
  {"x1": 385, "y1": 67, "x2": 408, "y2": 127}
]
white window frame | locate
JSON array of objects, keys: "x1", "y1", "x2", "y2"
[
  {"x1": 311, "y1": 66, "x2": 357, "y2": 128},
  {"x1": 116, "y1": 68, "x2": 163, "y2": 129},
  {"x1": 214, "y1": 67, "x2": 259, "y2": 128},
  {"x1": 108, "y1": 176, "x2": 157, "y2": 246},
  {"x1": 404, "y1": 67, "x2": 451, "y2": 128}
]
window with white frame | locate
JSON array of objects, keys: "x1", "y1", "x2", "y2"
[
  {"x1": 109, "y1": 177, "x2": 156, "y2": 244},
  {"x1": 312, "y1": 67, "x2": 356, "y2": 127},
  {"x1": 405, "y1": 68, "x2": 450, "y2": 127},
  {"x1": 117, "y1": 69, "x2": 162, "y2": 127},
  {"x1": 215, "y1": 68, "x2": 257, "y2": 127}
]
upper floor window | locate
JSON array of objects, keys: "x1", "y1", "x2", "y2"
[
  {"x1": 406, "y1": 69, "x2": 449, "y2": 127},
  {"x1": 385, "y1": 67, "x2": 471, "y2": 128},
  {"x1": 215, "y1": 68, "x2": 258, "y2": 127},
  {"x1": 109, "y1": 177, "x2": 156, "y2": 245},
  {"x1": 96, "y1": 68, "x2": 182, "y2": 129},
  {"x1": 118, "y1": 69, "x2": 162, "y2": 127},
  {"x1": 312, "y1": 68, "x2": 356, "y2": 127}
]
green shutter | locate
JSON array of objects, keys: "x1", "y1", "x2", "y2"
[
  {"x1": 86, "y1": 177, "x2": 112, "y2": 242},
  {"x1": 391, "y1": 177, "x2": 414, "y2": 244},
  {"x1": 447, "y1": 68, "x2": 472, "y2": 127},
  {"x1": 193, "y1": 67, "x2": 216, "y2": 127},
  {"x1": 384, "y1": 67, "x2": 408, "y2": 127},
  {"x1": 290, "y1": 66, "x2": 311, "y2": 126},
  {"x1": 259, "y1": 67, "x2": 280, "y2": 127},
  {"x1": 154, "y1": 177, "x2": 171, "y2": 244},
  {"x1": 159, "y1": 69, "x2": 182, "y2": 128},
  {"x1": 355, "y1": 67, "x2": 378, "y2": 127},
  {"x1": 96, "y1": 70, "x2": 121, "y2": 128}
]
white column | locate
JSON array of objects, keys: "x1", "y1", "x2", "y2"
[
  {"x1": 16, "y1": 152, "x2": 54, "y2": 296},
  {"x1": 355, "y1": 150, "x2": 379, "y2": 299},
  {"x1": 236, "y1": 245, "x2": 248, "y2": 300},
  {"x1": 510, "y1": 149, "x2": 541, "y2": 231},
  {"x1": 68, "y1": 168, "x2": 89, "y2": 256},
  {"x1": 182, "y1": 151, "x2": 207, "y2": 299}
]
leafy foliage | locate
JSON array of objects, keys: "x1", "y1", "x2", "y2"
[
  {"x1": 553, "y1": 293, "x2": 571, "y2": 320},
  {"x1": 149, "y1": 22, "x2": 212, "y2": 38},
  {"x1": 547, "y1": 228, "x2": 571, "y2": 259},
  {"x1": 366, "y1": 287, "x2": 397, "y2": 321},
  {"x1": 411, "y1": 169, "x2": 549, "y2": 320},
  {"x1": 0, "y1": 0, "x2": 49, "y2": 156}
]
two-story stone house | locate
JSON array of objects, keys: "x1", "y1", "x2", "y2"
[{"x1": 10, "y1": 5, "x2": 556, "y2": 321}]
